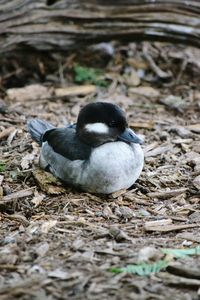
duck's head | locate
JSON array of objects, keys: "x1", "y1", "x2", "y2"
[{"x1": 76, "y1": 102, "x2": 143, "y2": 147}]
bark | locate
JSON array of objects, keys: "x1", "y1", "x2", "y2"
[{"x1": 1, "y1": 0, "x2": 200, "y2": 54}]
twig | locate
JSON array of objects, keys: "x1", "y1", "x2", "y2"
[
  {"x1": 1, "y1": 188, "x2": 34, "y2": 203},
  {"x1": 147, "y1": 188, "x2": 188, "y2": 199}
]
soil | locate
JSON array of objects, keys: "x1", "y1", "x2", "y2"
[{"x1": 0, "y1": 42, "x2": 200, "y2": 300}]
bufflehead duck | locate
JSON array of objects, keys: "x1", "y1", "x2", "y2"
[{"x1": 27, "y1": 102, "x2": 144, "y2": 194}]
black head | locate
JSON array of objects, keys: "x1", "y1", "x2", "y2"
[
  {"x1": 76, "y1": 102, "x2": 128, "y2": 146},
  {"x1": 76, "y1": 102, "x2": 143, "y2": 146}
]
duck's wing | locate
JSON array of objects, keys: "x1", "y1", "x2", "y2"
[{"x1": 42, "y1": 127, "x2": 92, "y2": 161}]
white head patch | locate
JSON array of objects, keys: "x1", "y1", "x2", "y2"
[{"x1": 85, "y1": 122, "x2": 109, "y2": 134}]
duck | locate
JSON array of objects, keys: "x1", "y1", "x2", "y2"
[{"x1": 27, "y1": 102, "x2": 144, "y2": 194}]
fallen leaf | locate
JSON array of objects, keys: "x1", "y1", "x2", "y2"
[
  {"x1": 138, "y1": 246, "x2": 163, "y2": 262},
  {"x1": 31, "y1": 191, "x2": 45, "y2": 207},
  {"x1": 21, "y1": 153, "x2": 35, "y2": 170}
]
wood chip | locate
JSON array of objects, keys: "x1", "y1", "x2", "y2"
[
  {"x1": 176, "y1": 232, "x2": 200, "y2": 243},
  {"x1": 145, "y1": 219, "x2": 172, "y2": 228},
  {"x1": 111, "y1": 189, "x2": 127, "y2": 199},
  {"x1": 193, "y1": 175, "x2": 200, "y2": 191},
  {"x1": 147, "y1": 188, "x2": 188, "y2": 199},
  {"x1": 145, "y1": 145, "x2": 171, "y2": 157},
  {"x1": 145, "y1": 223, "x2": 200, "y2": 233},
  {"x1": 0, "y1": 127, "x2": 15, "y2": 140},
  {"x1": 7, "y1": 84, "x2": 51, "y2": 101},
  {"x1": 186, "y1": 124, "x2": 200, "y2": 133},
  {"x1": 0, "y1": 175, "x2": 4, "y2": 186},
  {"x1": 109, "y1": 225, "x2": 132, "y2": 242},
  {"x1": 167, "y1": 263, "x2": 200, "y2": 279},
  {"x1": 3, "y1": 214, "x2": 29, "y2": 226},
  {"x1": 129, "y1": 86, "x2": 160, "y2": 98},
  {"x1": 158, "y1": 272, "x2": 200, "y2": 288},
  {"x1": 130, "y1": 121, "x2": 154, "y2": 129},
  {"x1": 55, "y1": 85, "x2": 96, "y2": 97}
]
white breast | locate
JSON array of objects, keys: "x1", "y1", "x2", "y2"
[{"x1": 81, "y1": 141, "x2": 144, "y2": 194}]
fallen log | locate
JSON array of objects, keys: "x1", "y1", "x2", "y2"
[{"x1": 0, "y1": 0, "x2": 200, "y2": 54}]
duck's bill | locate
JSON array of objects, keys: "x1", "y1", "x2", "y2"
[{"x1": 118, "y1": 128, "x2": 144, "y2": 144}]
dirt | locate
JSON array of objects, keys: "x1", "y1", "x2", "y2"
[{"x1": 0, "y1": 42, "x2": 200, "y2": 300}]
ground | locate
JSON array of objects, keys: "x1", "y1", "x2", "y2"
[{"x1": 0, "y1": 42, "x2": 200, "y2": 300}]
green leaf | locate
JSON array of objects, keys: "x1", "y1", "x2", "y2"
[
  {"x1": 162, "y1": 246, "x2": 200, "y2": 258},
  {"x1": 0, "y1": 161, "x2": 6, "y2": 172},
  {"x1": 111, "y1": 259, "x2": 170, "y2": 276},
  {"x1": 111, "y1": 246, "x2": 200, "y2": 277},
  {"x1": 73, "y1": 65, "x2": 108, "y2": 87}
]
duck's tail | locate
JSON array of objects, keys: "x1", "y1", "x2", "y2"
[{"x1": 27, "y1": 119, "x2": 54, "y2": 146}]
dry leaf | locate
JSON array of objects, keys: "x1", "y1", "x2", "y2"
[
  {"x1": 31, "y1": 191, "x2": 45, "y2": 207},
  {"x1": 138, "y1": 246, "x2": 163, "y2": 262},
  {"x1": 21, "y1": 153, "x2": 35, "y2": 170}
]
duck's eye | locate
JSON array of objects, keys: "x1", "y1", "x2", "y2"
[{"x1": 109, "y1": 120, "x2": 117, "y2": 127}]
